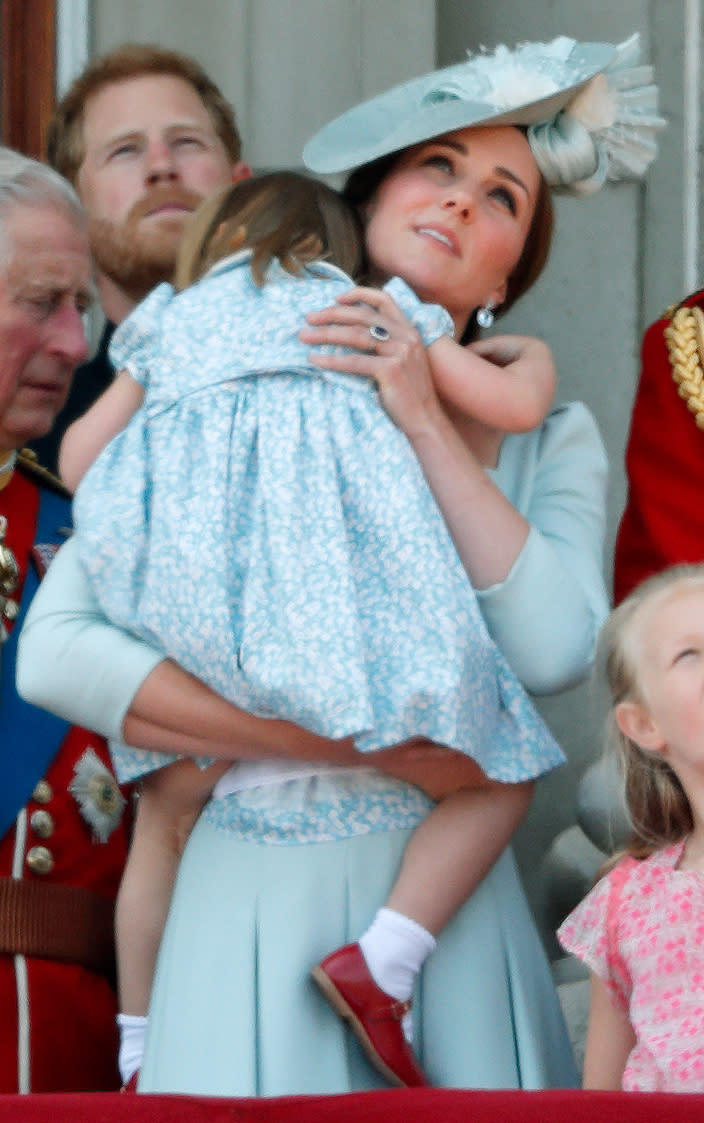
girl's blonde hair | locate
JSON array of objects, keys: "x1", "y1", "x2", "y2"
[
  {"x1": 175, "y1": 171, "x2": 364, "y2": 291},
  {"x1": 600, "y1": 564, "x2": 704, "y2": 858}
]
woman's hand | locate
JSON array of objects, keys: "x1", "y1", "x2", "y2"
[
  {"x1": 300, "y1": 286, "x2": 443, "y2": 439},
  {"x1": 371, "y1": 740, "x2": 490, "y2": 800},
  {"x1": 302, "y1": 287, "x2": 530, "y2": 590}
]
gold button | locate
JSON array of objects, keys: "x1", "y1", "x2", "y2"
[
  {"x1": 32, "y1": 780, "x2": 53, "y2": 805},
  {"x1": 30, "y1": 810, "x2": 54, "y2": 839},
  {"x1": 26, "y1": 846, "x2": 54, "y2": 875},
  {"x1": 2, "y1": 598, "x2": 18, "y2": 621}
]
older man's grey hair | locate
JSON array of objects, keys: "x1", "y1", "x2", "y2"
[{"x1": 0, "y1": 146, "x2": 85, "y2": 267}]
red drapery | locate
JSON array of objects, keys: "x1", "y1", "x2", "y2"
[{"x1": 2, "y1": 1089, "x2": 704, "y2": 1122}]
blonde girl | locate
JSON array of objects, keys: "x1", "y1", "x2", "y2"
[{"x1": 559, "y1": 564, "x2": 704, "y2": 1092}]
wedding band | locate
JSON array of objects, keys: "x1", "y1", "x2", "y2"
[{"x1": 369, "y1": 324, "x2": 390, "y2": 342}]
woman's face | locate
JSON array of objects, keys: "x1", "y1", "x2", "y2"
[{"x1": 364, "y1": 125, "x2": 540, "y2": 332}]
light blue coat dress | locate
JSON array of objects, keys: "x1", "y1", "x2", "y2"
[
  {"x1": 18, "y1": 399, "x2": 608, "y2": 1094},
  {"x1": 73, "y1": 252, "x2": 563, "y2": 783}
]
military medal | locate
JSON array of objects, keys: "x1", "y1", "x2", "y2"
[{"x1": 0, "y1": 514, "x2": 19, "y2": 641}]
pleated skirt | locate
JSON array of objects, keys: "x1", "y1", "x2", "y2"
[{"x1": 139, "y1": 819, "x2": 578, "y2": 1095}]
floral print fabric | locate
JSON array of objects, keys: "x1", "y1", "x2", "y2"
[
  {"x1": 558, "y1": 841, "x2": 704, "y2": 1091},
  {"x1": 75, "y1": 253, "x2": 563, "y2": 788}
]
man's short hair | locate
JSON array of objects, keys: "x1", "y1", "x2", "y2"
[
  {"x1": 0, "y1": 147, "x2": 84, "y2": 265},
  {"x1": 48, "y1": 42, "x2": 242, "y2": 184}
]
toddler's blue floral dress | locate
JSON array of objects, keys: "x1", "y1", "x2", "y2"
[{"x1": 73, "y1": 251, "x2": 564, "y2": 781}]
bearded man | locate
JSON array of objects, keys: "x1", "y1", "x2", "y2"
[{"x1": 31, "y1": 43, "x2": 249, "y2": 472}]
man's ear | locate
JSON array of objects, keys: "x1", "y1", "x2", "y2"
[
  {"x1": 231, "y1": 161, "x2": 252, "y2": 183},
  {"x1": 615, "y1": 700, "x2": 666, "y2": 754}
]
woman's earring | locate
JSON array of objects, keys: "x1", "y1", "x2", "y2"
[{"x1": 476, "y1": 302, "x2": 495, "y2": 329}]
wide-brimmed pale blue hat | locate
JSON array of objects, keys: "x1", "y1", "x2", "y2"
[{"x1": 303, "y1": 34, "x2": 665, "y2": 196}]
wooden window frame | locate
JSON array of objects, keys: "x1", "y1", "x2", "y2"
[{"x1": 1, "y1": 0, "x2": 56, "y2": 159}]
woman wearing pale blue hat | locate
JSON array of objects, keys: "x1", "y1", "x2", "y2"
[{"x1": 19, "y1": 34, "x2": 663, "y2": 1094}]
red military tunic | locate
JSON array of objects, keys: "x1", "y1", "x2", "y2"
[
  {"x1": 0, "y1": 455, "x2": 130, "y2": 1093},
  {"x1": 614, "y1": 290, "x2": 704, "y2": 603}
]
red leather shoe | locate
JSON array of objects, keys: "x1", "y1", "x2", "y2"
[
  {"x1": 311, "y1": 943, "x2": 429, "y2": 1087},
  {"x1": 120, "y1": 1071, "x2": 139, "y2": 1093}
]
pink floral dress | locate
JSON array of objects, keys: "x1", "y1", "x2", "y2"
[{"x1": 558, "y1": 840, "x2": 704, "y2": 1091}]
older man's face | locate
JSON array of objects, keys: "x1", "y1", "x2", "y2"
[
  {"x1": 76, "y1": 73, "x2": 244, "y2": 303},
  {"x1": 0, "y1": 203, "x2": 92, "y2": 455}
]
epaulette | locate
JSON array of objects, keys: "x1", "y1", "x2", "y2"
[
  {"x1": 662, "y1": 287, "x2": 704, "y2": 321},
  {"x1": 663, "y1": 300, "x2": 704, "y2": 430},
  {"x1": 16, "y1": 448, "x2": 71, "y2": 498}
]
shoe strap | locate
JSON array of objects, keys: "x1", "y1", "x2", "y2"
[{"x1": 368, "y1": 997, "x2": 412, "y2": 1022}]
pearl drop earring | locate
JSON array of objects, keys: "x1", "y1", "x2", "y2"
[{"x1": 476, "y1": 303, "x2": 495, "y2": 329}]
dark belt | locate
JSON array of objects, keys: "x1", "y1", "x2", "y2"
[{"x1": 0, "y1": 876, "x2": 116, "y2": 982}]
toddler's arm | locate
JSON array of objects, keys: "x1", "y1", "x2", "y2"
[
  {"x1": 59, "y1": 369, "x2": 145, "y2": 491},
  {"x1": 582, "y1": 973, "x2": 636, "y2": 1089},
  {"x1": 427, "y1": 333, "x2": 556, "y2": 433}
]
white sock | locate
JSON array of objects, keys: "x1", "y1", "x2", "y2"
[
  {"x1": 117, "y1": 1013, "x2": 148, "y2": 1085},
  {"x1": 358, "y1": 907, "x2": 436, "y2": 1042}
]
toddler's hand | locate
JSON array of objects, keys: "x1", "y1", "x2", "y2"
[{"x1": 469, "y1": 334, "x2": 550, "y2": 371}]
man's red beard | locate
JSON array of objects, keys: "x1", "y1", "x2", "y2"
[{"x1": 89, "y1": 184, "x2": 204, "y2": 302}]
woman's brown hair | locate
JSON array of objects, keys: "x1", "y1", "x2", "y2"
[{"x1": 175, "y1": 171, "x2": 364, "y2": 291}]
